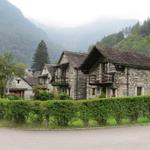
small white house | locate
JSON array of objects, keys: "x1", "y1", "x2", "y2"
[
  {"x1": 38, "y1": 64, "x2": 56, "y2": 91},
  {"x1": 7, "y1": 77, "x2": 34, "y2": 99}
]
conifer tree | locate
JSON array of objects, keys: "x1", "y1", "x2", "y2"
[{"x1": 32, "y1": 40, "x2": 50, "y2": 71}]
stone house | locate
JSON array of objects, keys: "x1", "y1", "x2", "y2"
[
  {"x1": 38, "y1": 64, "x2": 56, "y2": 91},
  {"x1": 7, "y1": 77, "x2": 34, "y2": 99},
  {"x1": 80, "y1": 43, "x2": 150, "y2": 99},
  {"x1": 52, "y1": 51, "x2": 87, "y2": 100}
]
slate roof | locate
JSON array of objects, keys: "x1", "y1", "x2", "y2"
[
  {"x1": 24, "y1": 76, "x2": 39, "y2": 86},
  {"x1": 81, "y1": 43, "x2": 150, "y2": 71},
  {"x1": 58, "y1": 51, "x2": 87, "y2": 68},
  {"x1": 44, "y1": 64, "x2": 57, "y2": 76},
  {"x1": 96, "y1": 44, "x2": 150, "y2": 69},
  {"x1": 8, "y1": 77, "x2": 32, "y2": 90}
]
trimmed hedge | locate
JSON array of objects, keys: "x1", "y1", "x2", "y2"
[{"x1": 0, "y1": 96, "x2": 150, "y2": 126}]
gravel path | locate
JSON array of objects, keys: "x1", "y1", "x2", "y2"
[{"x1": 0, "y1": 125, "x2": 150, "y2": 150}]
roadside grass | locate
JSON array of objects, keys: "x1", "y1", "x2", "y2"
[{"x1": 0, "y1": 117, "x2": 150, "y2": 130}]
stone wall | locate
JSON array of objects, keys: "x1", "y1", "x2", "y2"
[
  {"x1": 7, "y1": 77, "x2": 34, "y2": 99},
  {"x1": 55, "y1": 54, "x2": 87, "y2": 100},
  {"x1": 40, "y1": 67, "x2": 54, "y2": 92},
  {"x1": 86, "y1": 62, "x2": 150, "y2": 99}
]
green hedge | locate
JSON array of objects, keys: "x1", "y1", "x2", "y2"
[{"x1": 0, "y1": 96, "x2": 150, "y2": 126}]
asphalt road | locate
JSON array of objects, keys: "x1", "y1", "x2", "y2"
[{"x1": 0, "y1": 125, "x2": 150, "y2": 150}]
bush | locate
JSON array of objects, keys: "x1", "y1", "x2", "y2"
[
  {"x1": 57, "y1": 92, "x2": 71, "y2": 100},
  {"x1": 30, "y1": 101, "x2": 44, "y2": 124},
  {"x1": 90, "y1": 99, "x2": 111, "y2": 125},
  {"x1": 6, "y1": 95, "x2": 22, "y2": 100},
  {"x1": 0, "y1": 100, "x2": 8, "y2": 119},
  {"x1": 0, "y1": 96, "x2": 150, "y2": 127},
  {"x1": 34, "y1": 90, "x2": 54, "y2": 101},
  {"x1": 33, "y1": 86, "x2": 54, "y2": 100},
  {"x1": 51, "y1": 101, "x2": 76, "y2": 126},
  {"x1": 78, "y1": 101, "x2": 92, "y2": 126},
  {"x1": 110, "y1": 98, "x2": 126, "y2": 124},
  {"x1": 7, "y1": 101, "x2": 30, "y2": 123}
]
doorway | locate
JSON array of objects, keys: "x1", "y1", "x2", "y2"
[{"x1": 101, "y1": 87, "x2": 106, "y2": 97}]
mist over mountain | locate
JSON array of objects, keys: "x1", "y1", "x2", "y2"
[
  {"x1": 0, "y1": 0, "x2": 138, "y2": 65},
  {"x1": 0, "y1": 0, "x2": 63, "y2": 64},
  {"x1": 38, "y1": 19, "x2": 138, "y2": 51}
]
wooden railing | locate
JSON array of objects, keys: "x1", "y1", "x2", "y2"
[
  {"x1": 52, "y1": 76, "x2": 69, "y2": 87},
  {"x1": 89, "y1": 73, "x2": 114, "y2": 85}
]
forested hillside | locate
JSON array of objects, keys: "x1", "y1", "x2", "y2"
[
  {"x1": 0, "y1": 0, "x2": 63, "y2": 64},
  {"x1": 100, "y1": 18, "x2": 150, "y2": 54}
]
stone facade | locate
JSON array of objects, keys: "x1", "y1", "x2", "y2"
[
  {"x1": 7, "y1": 77, "x2": 34, "y2": 99},
  {"x1": 53, "y1": 52, "x2": 87, "y2": 100},
  {"x1": 38, "y1": 64, "x2": 54, "y2": 92},
  {"x1": 86, "y1": 62, "x2": 150, "y2": 99},
  {"x1": 81, "y1": 45, "x2": 150, "y2": 99}
]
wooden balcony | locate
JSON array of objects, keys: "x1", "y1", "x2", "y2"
[
  {"x1": 52, "y1": 77, "x2": 69, "y2": 87},
  {"x1": 89, "y1": 73, "x2": 114, "y2": 86}
]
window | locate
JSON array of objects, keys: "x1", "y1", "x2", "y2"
[
  {"x1": 101, "y1": 63, "x2": 107, "y2": 73},
  {"x1": 115, "y1": 65, "x2": 125, "y2": 72},
  {"x1": 92, "y1": 88, "x2": 96, "y2": 95},
  {"x1": 137, "y1": 87, "x2": 143, "y2": 96},
  {"x1": 16, "y1": 79, "x2": 21, "y2": 84}
]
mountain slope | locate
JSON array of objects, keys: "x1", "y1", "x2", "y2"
[
  {"x1": 0, "y1": 0, "x2": 62, "y2": 64},
  {"x1": 100, "y1": 19, "x2": 150, "y2": 54}
]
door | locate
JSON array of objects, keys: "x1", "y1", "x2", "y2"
[{"x1": 101, "y1": 87, "x2": 106, "y2": 97}]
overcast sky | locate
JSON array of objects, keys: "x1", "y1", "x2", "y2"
[{"x1": 8, "y1": 0, "x2": 150, "y2": 27}]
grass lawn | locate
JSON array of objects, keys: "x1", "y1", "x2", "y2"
[{"x1": 0, "y1": 117, "x2": 150, "y2": 130}]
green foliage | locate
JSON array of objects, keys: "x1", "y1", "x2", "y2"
[
  {"x1": 48, "y1": 101, "x2": 77, "y2": 126},
  {"x1": 32, "y1": 40, "x2": 50, "y2": 71},
  {"x1": 140, "y1": 18, "x2": 150, "y2": 36},
  {"x1": 0, "y1": 96, "x2": 150, "y2": 127},
  {"x1": 0, "y1": 52, "x2": 25, "y2": 97},
  {"x1": 0, "y1": 100, "x2": 8, "y2": 119},
  {"x1": 7, "y1": 101, "x2": 30, "y2": 124},
  {"x1": 35, "y1": 90, "x2": 54, "y2": 101},
  {"x1": 6, "y1": 95, "x2": 22, "y2": 100},
  {"x1": 57, "y1": 92, "x2": 72, "y2": 100},
  {"x1": 100, "y1": 32, "x2": 124, "y2": 47},
  {"x1": 30, "y1": 101, "x2": 44, "y2": 124},
  {"x1": 100, "y1": 18, "x2": 150, "y2": 54},
  {"x1": 78, "y1": 101, "x2": 92, "y2": 126},
  {"x1": 33, "y1": 86, "x2": 54, "y2": 101},
  {"x1": 90, "y1": 99, "x2": 111, "y2": 125}
]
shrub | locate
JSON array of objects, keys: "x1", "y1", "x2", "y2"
[
  {"x1": 110, "y1": 98, "x2": 126, "y2": 124},
  {"x1": 0, "y1": 96, "x2": 150, "y2": 127},
  {"x1": 125, "y1": 97, "x2": 145, "y2": 122},
  {"x1": 0, "y1": 100, "x2": 8, "y2": 119},
  {"x1": 30, "y1": 101, "x2": 44, "y2": 124},
  {"x1": 33, "y1": 86, "x2": 54, "y2": 100},
  {"x1": 78, "y1": 101, "x2": 92, "y2": 126},
  {"x1": 48, "y1": 101, "x2": 76, "y2": 126},
  {"x1": 90, "y1": 99, "x2": 111, "y2": 125},
  {"x1": 6, "y1": 95, "x2": 22, "y2": 100},
  {"x1": 7, "y1": 101, "x2": 30, "y2": 123},
  {"x1": 34, "y1": 90, "x2": 54, "y2": 101},
  {"x1": 57, "y1": 92, "x2": 71, "y2": 100}
]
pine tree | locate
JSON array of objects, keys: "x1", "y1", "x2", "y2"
[{"x1": 32, "y1": 40, "x2": 50, "y2": 71}]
